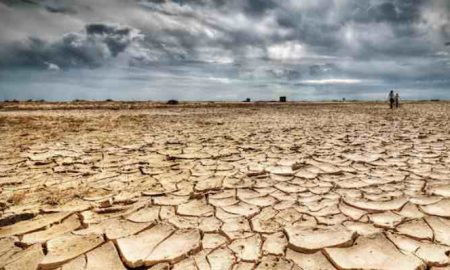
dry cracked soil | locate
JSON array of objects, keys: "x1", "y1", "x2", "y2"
[{"x1": 0, "y1": 101, "x2": 449, "y2": 270}]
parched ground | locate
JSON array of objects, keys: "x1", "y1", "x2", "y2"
[{"x1": 0, "y1": 101, "x2": 449, "y2": 270}]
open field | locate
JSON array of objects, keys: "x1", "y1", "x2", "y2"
[{"x1": 0, "y1": 102, "x2": 450, "y2": 270}]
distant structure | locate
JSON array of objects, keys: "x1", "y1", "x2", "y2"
[
  {"x1": 279, "y1": 96, "x2": 287, "y2": 102},
  {"x1": 167, "y1": 99, "x2": 179, "y2": 105},
  {"x1": 342, "y1": 97, "x2": 346, "y2": 102}
]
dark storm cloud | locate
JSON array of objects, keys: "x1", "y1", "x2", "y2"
[
  {"x1": 2, "y1": 0, "x2": 448, "y2": 63},
  {"x1": 243, "y1": 0, "x2": 276, "y2": 15},
  {"x1": 0, "y1": 0, "x2": 450, "y2": 100},
  {"x1": 0, "y1": 0, "x2": 76, "y2": 13},
  {"x1": 0, "y1": 23, "x2": 142, "y2": 68},
  {"x1": 346, "y1": 0, "x2": 423, "y2": 23}
]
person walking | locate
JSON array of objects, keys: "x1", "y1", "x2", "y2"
[
  {"x1": 395, "y1": 93, "x2": 400, "y2": 108},
  {"x1": 388, "y1": 90, "x2": 395, "y2": 109}
]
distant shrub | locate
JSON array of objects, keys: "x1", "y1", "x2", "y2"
[
  {"x1": 105, "y1": 99, "x2": 113, "y2": 102},
  {"x1": 244, "y1": 98, "x2": 251, "y2": 102},
  {"x1": 430, "y1": 99, "x2": 440, "y2": 102},
  {"x1": 11, "y1": 99, "x2": 19, "y2": 103},
  {"x1": 167, "y1": 99, "x2": 179, "y2": 105}
]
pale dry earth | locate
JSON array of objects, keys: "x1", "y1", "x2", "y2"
[{"x1": 0, "y1": 101, "x2": 449, "y2": 270}]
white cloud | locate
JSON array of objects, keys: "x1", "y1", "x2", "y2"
[
  {"x1": 301, "y1": 79, "x2": 363, "y2": 84},
  {"x1": 267, "y1": 42, "x2": 306, "y2": 60},
  {"x1": 44, "y1": 62, "x2": 61, "y2": 71}
]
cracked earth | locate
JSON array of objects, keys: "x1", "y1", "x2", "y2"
[{"x1": 0, "y1": 101, "x2": 449, "y2": 270}]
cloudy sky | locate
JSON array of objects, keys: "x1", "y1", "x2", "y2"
[{"x1": 0, "y1": 0, "x2": 449, "y2": 101}]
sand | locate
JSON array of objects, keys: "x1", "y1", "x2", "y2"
[{"x1": 0, "y1": 101, "x2": 449, "y2": 269}]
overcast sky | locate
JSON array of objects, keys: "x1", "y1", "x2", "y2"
[{"x1": 0, "y1": 0, "x2": 449, "y2": 101}]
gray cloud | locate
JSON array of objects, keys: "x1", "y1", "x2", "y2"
[
  {"x1": 0, "y1": 0, "x2": 449, "y2": 100},
  {"x1": 0, "y1": 23, "x2": 143, "y2": 68}
]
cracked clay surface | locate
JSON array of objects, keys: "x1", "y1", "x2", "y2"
[{"x1": 0, "y1": 101, "x2": 449, "y2": 270}]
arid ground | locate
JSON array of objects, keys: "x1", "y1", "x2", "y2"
[{"x1": 0, "y1": 101, "x2": 449, "y2": 270}]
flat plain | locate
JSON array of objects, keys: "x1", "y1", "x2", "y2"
[{"x1": 0, "y1": 101, "x2": 449, "y2": 270}]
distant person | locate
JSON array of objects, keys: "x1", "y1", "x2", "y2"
[
  {"x1": 388, "y1": 90, "x2": 395, "y2": 109},
  {"x1": 395, "y1": 93, "x2": 400, "y2": 108}
]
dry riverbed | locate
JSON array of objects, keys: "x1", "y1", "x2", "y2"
[{"x1": 0, "y1": 101, "x2": 449, "y2": 270}]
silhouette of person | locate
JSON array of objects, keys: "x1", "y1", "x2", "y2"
[
  {"x1": 395, "y1": 93, "x2": 400, "y2": 108},
  {"x1": 388, "y1": 90, "x2": 395, "y2": 109}
]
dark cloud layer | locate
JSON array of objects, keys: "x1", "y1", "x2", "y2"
[
  {"x1": 0, "y1": 23, "x2": 141, "y2": 68},
  {"x1": 0, "y1": 0, "x2": 449, "y2": 100}
]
